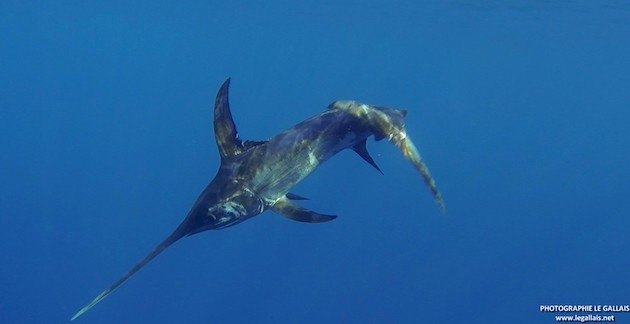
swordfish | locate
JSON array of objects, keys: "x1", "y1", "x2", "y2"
[{"x1": 71, "y1": 78, "x2": 445, "y2": 320}]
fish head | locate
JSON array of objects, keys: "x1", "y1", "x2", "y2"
[{"x1": 187, "y1": 185, "x2": 265, "y2": 234}]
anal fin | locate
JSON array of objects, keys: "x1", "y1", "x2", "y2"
[
  {"x1": 353, "y1": 139, "x2": 383, "y2": 174},
  {"x1": 271, "y1": 196, "x2": 337, "y2": 223}
]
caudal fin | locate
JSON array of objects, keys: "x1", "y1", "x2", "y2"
[{"x1": 71, "y1": 226, "x2": 188, "y2": 321}]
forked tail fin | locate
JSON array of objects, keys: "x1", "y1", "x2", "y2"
[{"x1": 70, "y1": 224, "x2": 189, "y2": 321}]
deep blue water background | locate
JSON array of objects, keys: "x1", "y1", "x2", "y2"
[{"x1": 2, "y1": 1, "x2": 629, "y2": 323}]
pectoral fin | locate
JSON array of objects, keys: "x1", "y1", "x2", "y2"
[
  {"x1": 271, "y1": 196, "x2": 337, "y2": 223},
  {"x1": 286, "y1": 192, "x2": 310, "y2": 200}
]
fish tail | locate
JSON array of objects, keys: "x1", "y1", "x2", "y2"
[{"x1": 329, "y1": 100, "x2": 445, "y2": 213}]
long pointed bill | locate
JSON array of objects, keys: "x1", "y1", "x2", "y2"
[{"x1": 70, "y1": 226, "x2": 188, "y2": 321}]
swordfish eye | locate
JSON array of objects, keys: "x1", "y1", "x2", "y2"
[
  {"x1": 204, "y1": 207, "x2": 219, "y2": 224},
  {"x1": 208, "y1": 205, "x2": 228, "y2": 218},
  {"x1": 207, "y1": 201, "x2": 248, "y2": 226},
  {"x1": 207, "y1": 205, "x2": 231, "y2": 226}
]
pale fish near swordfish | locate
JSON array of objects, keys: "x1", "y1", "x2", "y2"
[{"x1": 71, "y1": 78, "x2": 445, "y2": 320}]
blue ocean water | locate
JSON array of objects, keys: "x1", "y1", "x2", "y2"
[{"x1": 1, "y1": 1, "x2": 629, "y2": 323}]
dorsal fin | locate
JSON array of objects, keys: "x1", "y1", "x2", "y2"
[
  {"x1": 214, "y1": 79, "x2": 267, "y2": 159},
  {"x1": 214, "y1": 78, "x2": 244, "y2": 159}
]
